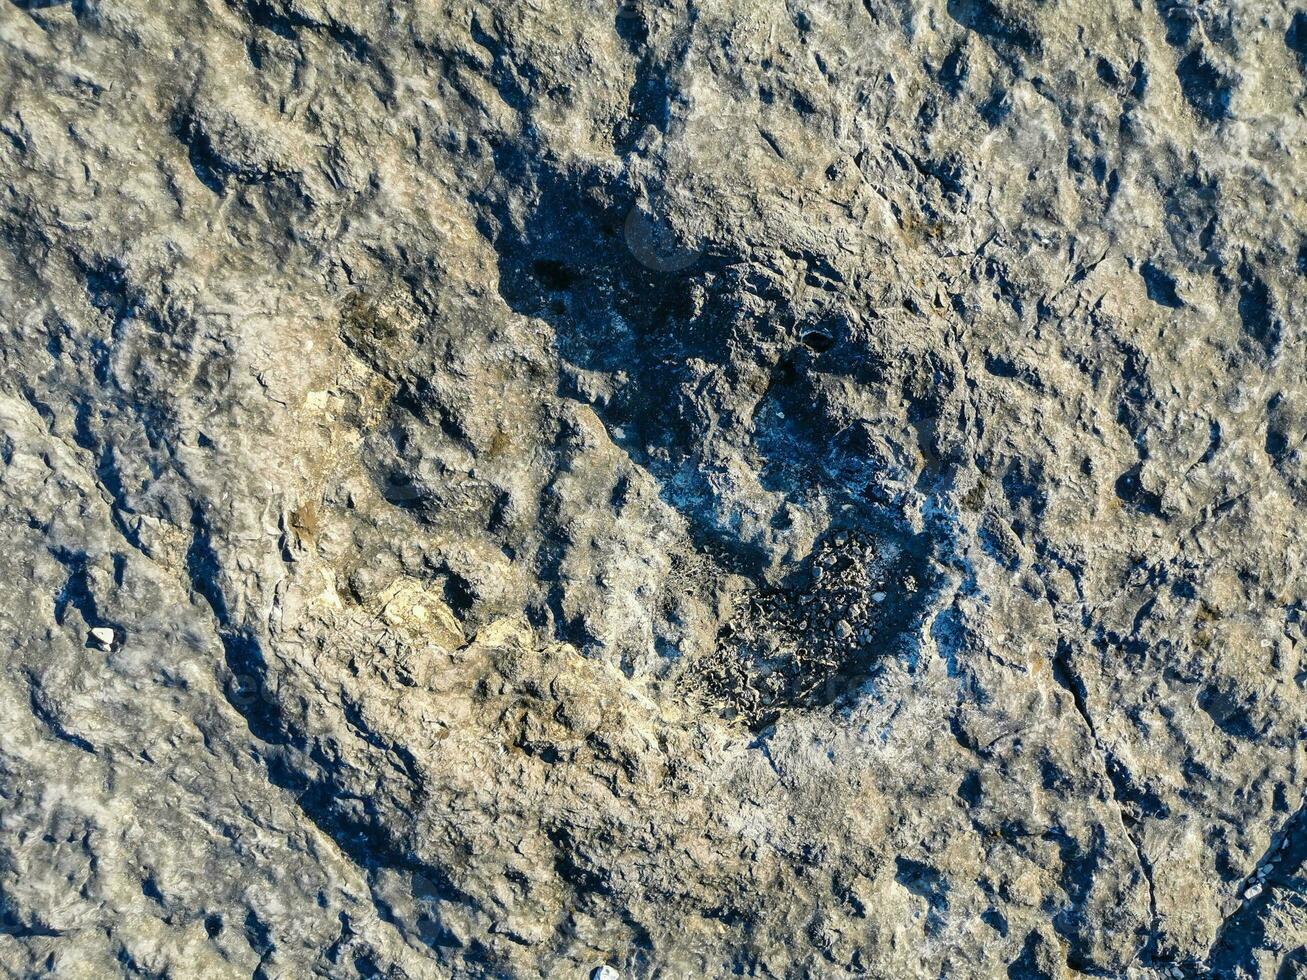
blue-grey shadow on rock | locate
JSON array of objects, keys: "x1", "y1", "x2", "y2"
[{"x1": 485, "y1": 163, "x2": 942, "y2": 726}]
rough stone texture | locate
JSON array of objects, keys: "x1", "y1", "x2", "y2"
[{"x1": 0, "y1": 0, "x2": 1304, "y2": 977}]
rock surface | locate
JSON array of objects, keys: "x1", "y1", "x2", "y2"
[{"x1": 0, "y1": 0, "x2": 1304, "y2": 976}]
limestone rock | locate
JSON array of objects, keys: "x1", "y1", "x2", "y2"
[{"x1": 0, "y1": 0, "x2": 1303, "y2": 977}]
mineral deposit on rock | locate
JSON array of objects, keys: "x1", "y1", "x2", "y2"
[{"x1": 0, "y1": 0, "x2": 1304, "y2": 977}]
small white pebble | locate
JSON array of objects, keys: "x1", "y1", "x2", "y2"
[
  {"x1": 1244, "y1": 883, "x2": 1262, "y2": 900},
  {"x1": 872, "y1": 592, "x2": 886, "y2": 603},
  {"x1": 89, "y1": 627, "x2": 115, "y2": 650},
  {"x1": 590, "y1": 967, "x2": 620, "y2": 980}
]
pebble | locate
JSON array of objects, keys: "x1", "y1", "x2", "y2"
[
  {"x1": 1244, "y1": 883, "x2": 1262, "y2": 900},
  {"x1": 835, "y1": 620, "x2": 852, "y2": 639},
  {"x1": 89, "y1": 627, "x2": 116, "y2": 650},
  {"x1": 590, "y1": 967, "x2": 620, "y2": 980},
  {"x1": 872, "y1": 592, "x2": 887, "y2": 603}
]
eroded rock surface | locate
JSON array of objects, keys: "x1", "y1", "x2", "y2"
[{"x1": 0, "y1": 0, "x2": 1304, "y2": 976}]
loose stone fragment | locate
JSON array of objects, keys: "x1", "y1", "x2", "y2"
[
  {"x1": 693, "y1": 528, "x2": 927, "y2": 728},
  {"x1": 89, "y1": 627, "x2": 116, "y2": 650}
]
